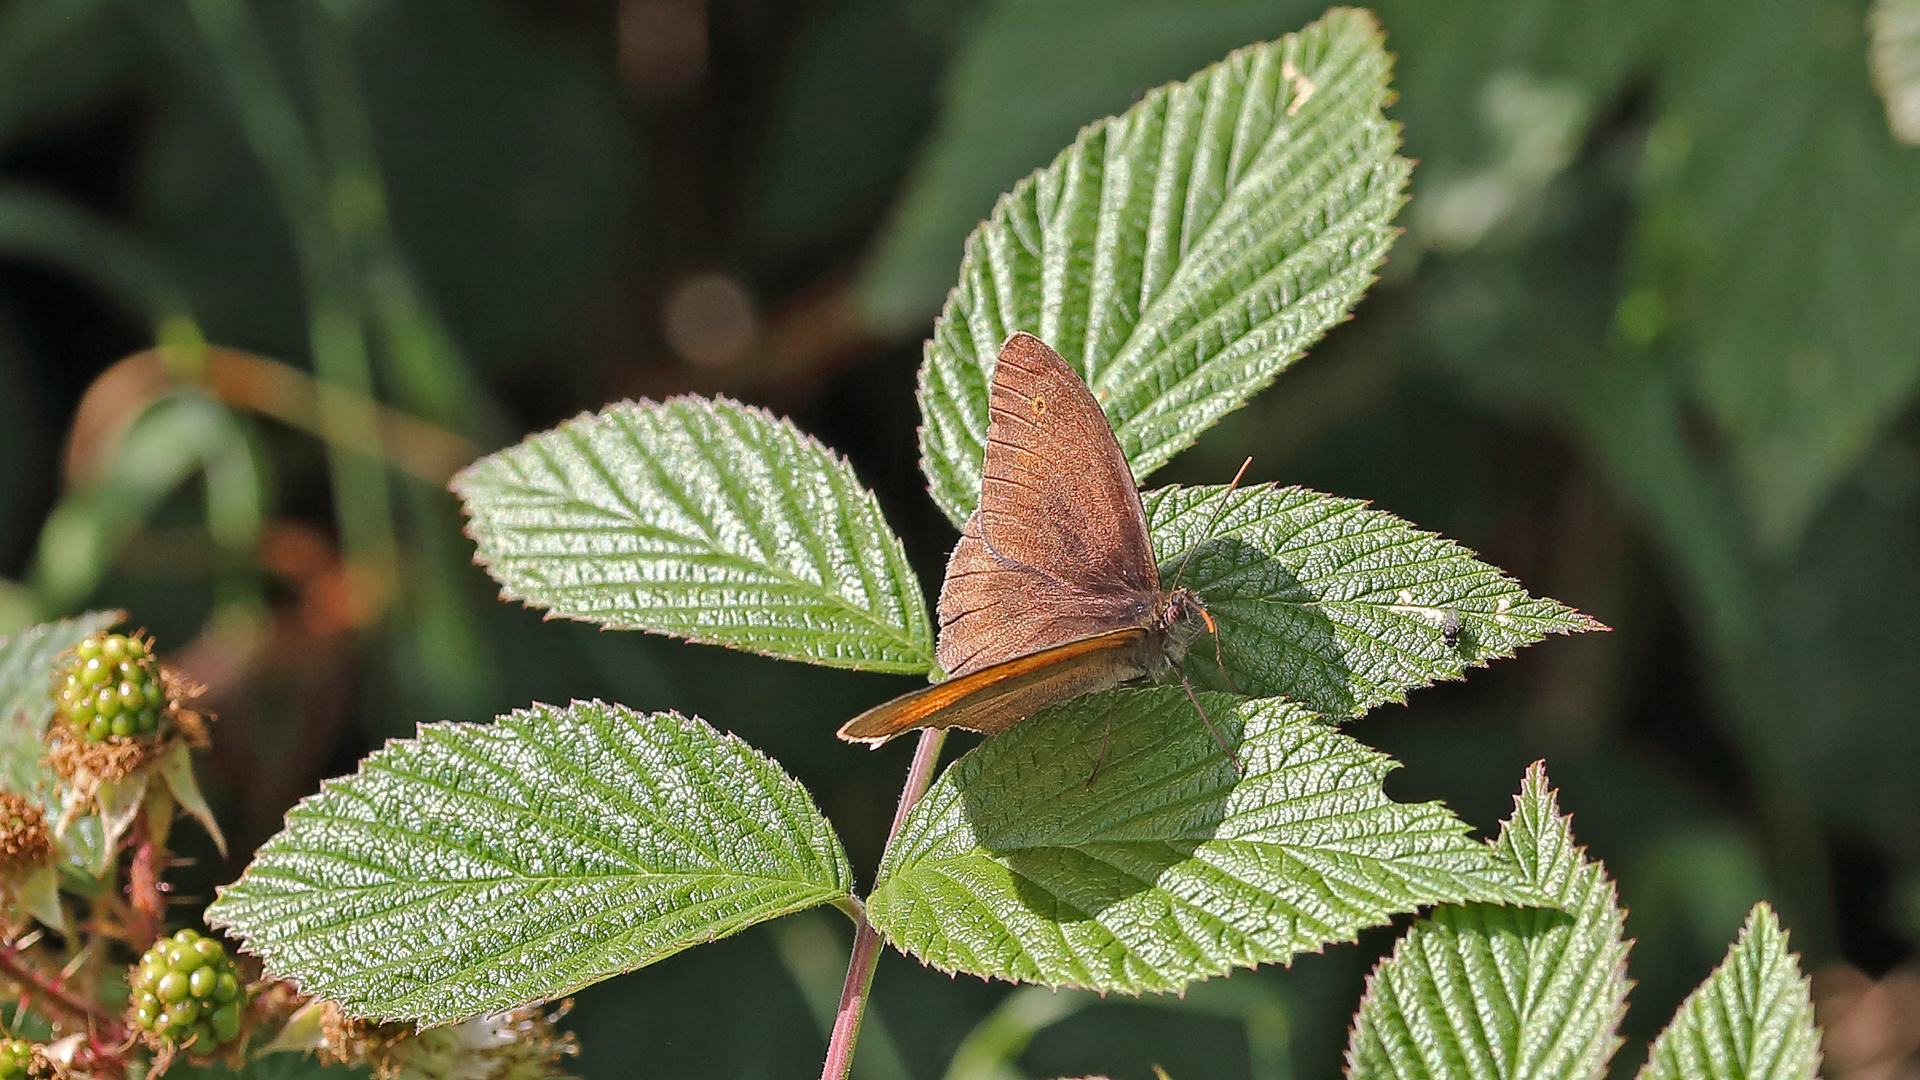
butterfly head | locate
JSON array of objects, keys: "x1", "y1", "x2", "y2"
[{"x1": 1158, "y1": 586, "x2": 1214, "y2": 655}]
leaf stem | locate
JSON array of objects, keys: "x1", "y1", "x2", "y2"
[
  {"x1": 0, "y1": 942, "x2": 128, "y2": 1045},
  {"x1": 820, "y1": 728, "x2": 946, "y2": 1080}
]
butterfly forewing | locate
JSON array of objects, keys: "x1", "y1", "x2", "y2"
[
  {"x1": 837, "y1": 630, "x2": 1156, "y2": 744},
  {"x1": 978, "y1": 333, "x2": 1156, "y2": 590},
  {"x1": 936, "y1": 333, "x2": 1161, "y2": 676}
]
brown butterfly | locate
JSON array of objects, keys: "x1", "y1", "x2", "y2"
[{"x1": 837, "y1": 332, "x2": 1237, "y2": 761}]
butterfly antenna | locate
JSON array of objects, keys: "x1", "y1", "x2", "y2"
[
  {"x1": 1169, "y1": 457, "x2": 1253, "y2": 592},
  {"x1": 1172, "y1": 659, "x2": 1243, "y2": 774}
]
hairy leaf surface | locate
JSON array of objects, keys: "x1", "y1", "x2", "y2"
[
  {"x1": 1148, "y1": 483, "x2": 1601, "y2": 718},
  {"x1": 454, "y1": 397, "x2": 934, "y2": 673},
  {"x1": 1637, "y1": 903, "x2": 1821, "y2": 1080},
  {"x1": 867, "y1": 690, "x2": 1531, "y2": 993},
  {"x1": 208, "y1": 701, "x2": 853, "y2": 1024},
  {"x1": 855, "y1": 0, "x2": 1316, "y2": 334},
  {"x1": 916, "y1": 8, "x2": 1407, "y2": 525},
  {"x1": 1346, "y1": 763, "x2": 1631, "y2": 1080}
]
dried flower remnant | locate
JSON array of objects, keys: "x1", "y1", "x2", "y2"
[
  {"x1": 0, "y1": 794, "x2": 50, "y2": 878},
  {"x1": 265, "y1": 998, "x2": 580, "y2": 1080}
]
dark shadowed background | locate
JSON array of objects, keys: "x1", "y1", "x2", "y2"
[{"x1": 3, "y1": 0, "x2": 1919, "y2": 1076}]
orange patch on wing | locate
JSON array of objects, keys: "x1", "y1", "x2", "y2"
[{"x1": 837, "y1": 629, "x2": 1144, "y2": 744}]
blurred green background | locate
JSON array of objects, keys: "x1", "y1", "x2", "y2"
[{"x1": 3, "y1": 0, "x2": 1919, "y2": 1076}]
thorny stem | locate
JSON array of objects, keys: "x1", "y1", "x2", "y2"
[
  {"x1": 819, "y1": 728, "x2": 947, "y2": 1080},
  {"x1": 0, "y1": 943, "x2": 128, "y2": 1046}
]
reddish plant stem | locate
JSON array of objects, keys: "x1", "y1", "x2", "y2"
[
  {"x1": 126, "y1": 819, "x2": 167, "y2": 951},
  {"x1": 819, "y1": 729, "x2": 947, "y2": 1080},
  {"x1": 0, "y1": 945, "x2": 128, "y2": 1045}
]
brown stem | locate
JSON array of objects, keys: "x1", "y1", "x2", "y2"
[
  {"x1": 126, "y1": 821, "x2": 167, "y2": 951},
  {"x1": 0, "y1": 945, "x2": 129, "y2": 1045},
  {"x1": 819, "y1": 729, "x2": 947, "y2": 1080}
]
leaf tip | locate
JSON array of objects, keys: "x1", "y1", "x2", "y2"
[{"x1": 1569, "y1": 611, "x2": 1612, "y2": 633}]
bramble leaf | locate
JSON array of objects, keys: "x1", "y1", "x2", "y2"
[
  {"x1": 1636, "y1": 903, "x2": 1821, "y2": 1080},
  {"x1": 854, "y1": 0, "x2": 1319, "y2": 334},
  {"x1": 1148, "y1": 483, "x2": 1601, "y2": 718},
  {"x1": 916, "y1": 8, "x2": 1407, "y2": 525},
  {"x1": 1345, "y1": 763, "x2": 1632, "y2": 1080},
  {"x1": 866, "y1": 690, "x2": 1532, "y2": 994},
  {"x1": 208, "y1": 700, "x2": 853, "y2": 1024},
  {"x1": 453, "y1": 396, "x2": 935, "y2": 673}
]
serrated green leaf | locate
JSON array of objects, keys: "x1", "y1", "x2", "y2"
[
  {"x1": 854, "y1": 0, "x2": 1321, "y2": 333},
  {"x1": 1345, "y1": 762, "x2": 1631, "y2": 1080},
  {"x1": 207, "y1": 700, "x2": 854, "y2": 1025},
  {"x1": 916, "y1": 8, "x2": 1408, "y2": 525},
  {"x1": 1636, "y1": 903, "x2": 1821, "y2": 1080},
  {"x1": 867, "y1": 690, "x2": 1531, "y2": 994},
  {"x1": 1147, "y1": 483, "x2": 1601, "y2": 718},
  {"x1": 0, "y1": 611, "x2": 121, "y2": 872},
  {"x1": 452, "y1": 396, "x2": 935, "y2": 673}
]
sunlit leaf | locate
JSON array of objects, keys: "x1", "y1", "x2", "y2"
[
  {"x1": 1148, "y1": 483, "x2": 1601, "y2": 718},
  {"x1": 453, "y1": 396, "x2": 935, "y2": 673},
  {"x1": 208, "y1": 700, "x2": 853, "y2": 1024},
  {"x1": 914, "y1": 8, "x2": 1407, "y2": 524},
  {"x1": 855, "y1": 0, "x2": 1326, "y2": 335},
  {"x1": 1345, "y1": 763, "x2": 1631, "y2": 1080},
  {"x1": 1636, "y1": 903, "x2": 1821, "y2": 1080},
  {"x1": 868, "y1": 690, "x2": 1532, "y2": 994}
]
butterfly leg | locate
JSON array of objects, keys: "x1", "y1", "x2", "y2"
[
  {"x1": 1214, "y1": 648, "x2": 1239, "y2": 694},
  {"x1": 1198, "y1": 608, "x2": 1240, "y2": 694},
  {"x1": 1173, "y1": 660, "x2": 1243, "y2": 774},
  {"x1": 1086, "y1": 696, "x2": 1116, "y2": 787}
]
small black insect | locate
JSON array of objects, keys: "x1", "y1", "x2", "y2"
[{"x1": 1439, "y1": 610, "x2": 1463, "y2": 648}]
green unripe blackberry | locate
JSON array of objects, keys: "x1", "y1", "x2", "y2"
[
  {"x1": 56, "y1": 633, "x2": 168, "y2": 743},
  {"x1": 129, "y1": 929, "x2": 247, "y2": 1050},
  {"x1": 0, "y1": 1038, "x2": 31, "y2": 1080}
]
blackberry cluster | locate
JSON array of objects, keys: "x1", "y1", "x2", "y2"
[
  {"x1": 129, "y1": 929, "x2": 246, "y2": 1049},
  {"x1": 56, "y1": 634, "x2": 167, "y2": 742},
  {"x1": 0, "y1": 1038, "x2": 30, "y2": 1080}
]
